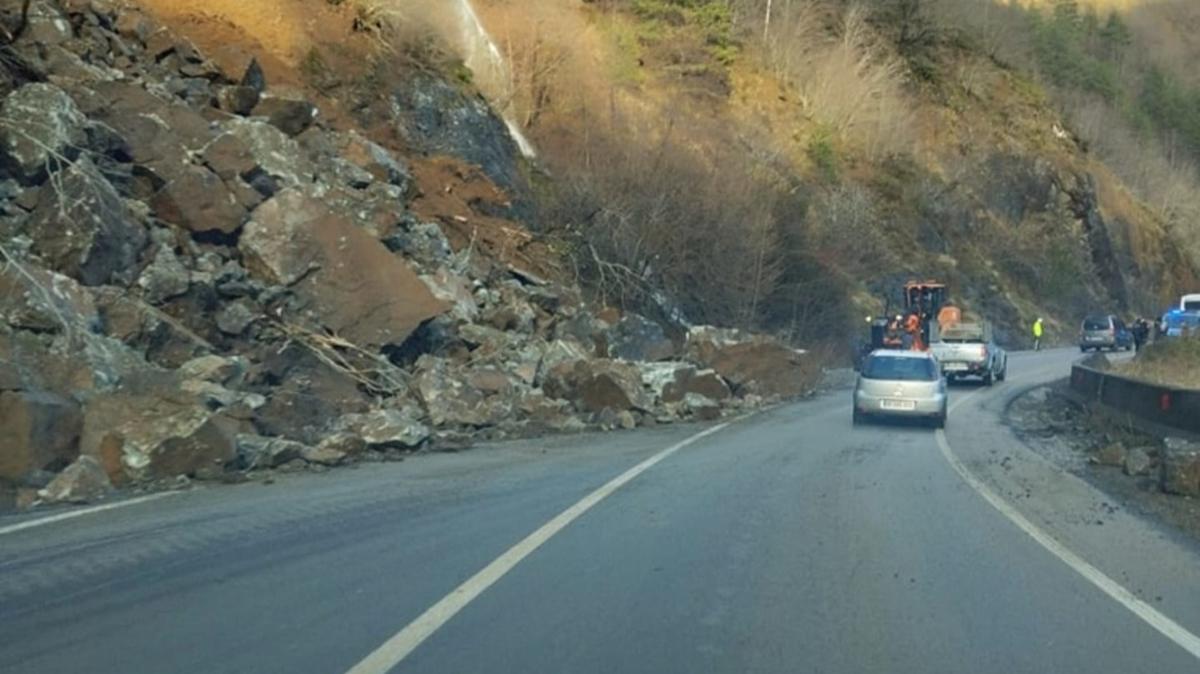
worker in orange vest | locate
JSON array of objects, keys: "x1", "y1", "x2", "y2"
[{"x1": 905, "y1": 311, "x2": 925, "y2": 351}]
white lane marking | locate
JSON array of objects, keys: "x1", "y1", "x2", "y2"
[
  {"x1": 345, "y1": 421, "x2": 737, "y2": 674},
  {"x1": 938, "y1": 375, "x2": 1200, "y2": 661},
  {"x1": 0, "y1": 492, "x2": 177, "y2": 537}
]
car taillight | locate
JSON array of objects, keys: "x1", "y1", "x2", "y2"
[{"x1": 979, "y1": 345, "x2": 989, "y2": 358}]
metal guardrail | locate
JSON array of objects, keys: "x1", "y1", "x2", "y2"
[{"x1": 1070, "y1": 364, "x2": 1200, "y2": 434}]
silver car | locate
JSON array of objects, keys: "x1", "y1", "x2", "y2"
[{"x1": 853, "y1": 350, "x2": 948, "y2": 429}]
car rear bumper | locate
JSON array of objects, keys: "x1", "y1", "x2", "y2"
[
  {"x1": 940, "y1": 361, "x2": 988, "y2": 376},
  {"x1": 1079, "y1": 338, "x2": 1116, "y2": 348},
  {"x1": 854, "y1": 391, "x2": 946, "y2": 418}
]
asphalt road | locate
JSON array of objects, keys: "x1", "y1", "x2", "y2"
[{"x1": 2, "y1": 348, "x2": 1199, "y2": 674}]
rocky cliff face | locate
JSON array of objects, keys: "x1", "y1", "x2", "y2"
[{"x1": 0, "y1": 0, "x2": 816, "y2": 511}]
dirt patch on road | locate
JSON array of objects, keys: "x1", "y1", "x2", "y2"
[{"x1": 1006, "y1": 382, "x2": 1200, "y2": 543}]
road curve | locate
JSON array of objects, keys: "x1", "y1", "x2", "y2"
[{"x1": 1, "y1": 349, "x2": 1198, "y2": 674}]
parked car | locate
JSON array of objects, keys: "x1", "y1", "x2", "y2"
[
  {"x1": 1163, "y1": 293, "x2": 1200, "y2": 338},
  {"x1": 928, "y1": 322, "x2": 1007, "y2": 385},
  {"x1": 1079, "y1": 314, "x2": 1133, "y2": 352},
  {"x1": 853, "y1": 350, "x2": 948, "y2": 429}
]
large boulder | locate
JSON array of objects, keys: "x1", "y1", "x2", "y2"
[
  {"x1": 638, "y1": 363, "x2": 732, "y2": 405},
  {"x1": 536, "y1": 339, "x2": 590, "y2": 385},
  {"x1": 0, "y1": 390, "x2": 82, "y2": 482},
  {"x1": 1124, "y1": 447, "x2": 1153, "y2": 477},
  {"x1": 24, "y1": 157, "x2": 147, "y2": 286},
  {"x1": 239, "y1": 189, "x2": 447, "y2": 348},
  {"x1": 608, "y1": 314, "x2": 676, "y2": 362},
  {"x1": 39, "y1": 456, "x2": 113, "y2": 504},
  {"x1": 1161, "y1": 438, "x2": 1200, "y2": 497},
  {"x1": 685, "y1": 326, "x2": 813, "y2": 398},
  {"x1": 336, "y1": 408, "x2": 429, "y2": 449},
  {"x1": 250, "y1": 344, "x2": 370, "y2": 444},
  {"x1": 413, "y1": 357, "x2": 518, "y2": 428},
  {"x1": 223, "y1": 118, "x2": 314, "y2": 190},
  {"x1": 149, "y1": 164, "x2": 246, "y2": 235},
  {"x1": 81, "y1": 82, "x2": 213, "y2": 177},
  {"x1": 544, "y1": 359, "x2": 652, "y2": 413},
  {"x1": 80, "y1": 389, "x2": 238, "y2": 481},
  {"x1": 0, "y1": 262, "x2": 99, "y2": 334},
  {"x1": 0, "y1": 83, "x2": 88, "y2": 184},
  {"x1": 235, "y1": 434, "x2": 306, "y2": 470}
]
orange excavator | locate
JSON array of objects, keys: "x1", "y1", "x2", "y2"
[
  {"x1": 857, "y1": 280, "x2": 952, "y2": 366},
  {"x1": 902, "y1": 280, "x2": 950, "y2": 351}
]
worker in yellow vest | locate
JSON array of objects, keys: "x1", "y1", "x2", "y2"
[{"x1": 1032, "y1": 318, "x2": 1044, "y2": 351}]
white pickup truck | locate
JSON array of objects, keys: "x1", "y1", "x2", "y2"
[{"x1": 929, "y1": 322, "x2": 1008, "y2": 385}]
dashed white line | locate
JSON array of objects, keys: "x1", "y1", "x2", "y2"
[
  {"x1": 938, "y1": 359, "x2": 1200, "y2": 661},
  {"x1": 344, "y1": 420, "x2": 737, "y2": 674},
  {"x1": 0, "y1": 492, "x2": 178, "y2": 537}
]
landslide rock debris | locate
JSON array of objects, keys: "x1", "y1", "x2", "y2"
[{"x1": 0, "y1": 1, "x2": 818, "y2": 511}]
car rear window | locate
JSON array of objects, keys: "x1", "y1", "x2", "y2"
[
  {"x1": 862, "y1": 356, "x2": 938, "y2": 381},
  {"x1": 1083, "y1": 317, "x2": 1110, "y2": 330},
  {"x1": 1185, "y1": 300, "x2": 1200, "y2": 312}
]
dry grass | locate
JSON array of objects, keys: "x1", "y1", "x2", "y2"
[{"x1": 1111, "y1": 338, "x2": 1200, "y2": 389}]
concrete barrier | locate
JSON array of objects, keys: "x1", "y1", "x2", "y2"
[{"x1": 1070, "y1": 364, "x2": 1200, "y2": 434}]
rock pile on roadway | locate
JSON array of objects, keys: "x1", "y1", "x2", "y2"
[{"x1": 0, "y1": 1, "x2": 817, "y2": 510}]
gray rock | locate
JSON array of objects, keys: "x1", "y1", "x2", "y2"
[
  {"x1": 216, "y1": 301, "x2": 257, "y2": 336},
  {"x1": 316, "y1": 432, "x2": 367, "y2": 457},
  {"x1": 1161, "y1": 438, "x2": 1200, "y2": 496},
  {"x1": 223, "y1": 118, "x2": 313, "y2": 190},
  {"x1": 1091, "y1": 442, "x2": 1126, "y2": 467},
  {"x1": 235, "y1": 434, "x2": 307, "y2": 470},
  {"x1": 389, "y1": 70, "x2": 534, "y2": 222},
  {"x1": 149, "y1": 164, "x2": 246, "y2": 236},
  {"x1": 682, "y1": 392, "x2": 722, "y2": 421},
  {"x1": 0, "y1": 390, "x2": 83, "y2": 482},
  {"x1": 241, "y1": 58, "x2": 267, "y2": 95},
  {"x1": 383, "y1": 215, "x2": 453, "y2": 266},
  {"x1": 39, "y1": 456, "x2": 113, "y2": 504},
  {"x1": 217, "y1": 85, "x2": 261, "y2": 116},
  {"x1": 178, "y1": 355, "x2": 245, "y2": 386},
  {"x1": 137, "y1": 244, "x2": 190, "y2": 304},
  {"x1": 253, "y1": 96, "x2": 318, "y2": 137},
  {"x1": 337, "y1": 408, "x2": 429, "y2": 449},
  {"x1": 414, "y1": 357, "x2": 517, "y2": 428},
  {"x1": 24, "y1": 157, "x2": 147, "y2": 286},
  {"x1": 537, "y1": 339, "x2": 590, "y2": 385},
  {"x1": 544, "y1": 359, "x2": 654, "y2": 414},
  {"x1": 0, "y1": 83, "x2": 88, "y2": 185},
  {"x1": 608, "y1": 313, "x2": 676, "y2": 362},
  {"x1": 339, "y1": 131, "x2": 410, "y2": 190},
  {"x1": 1124, "y1": 447, "x2": 1152, "y2": 477},
  {"x1": 300, "y1": 444, "x2": 347, "y2": 467},
  {"x1": 421, "y1": 268, "x2": 477, "y2": 323}
]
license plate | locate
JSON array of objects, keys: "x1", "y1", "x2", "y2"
[
  {"x1": 943, "y1": 363, "x2": 968, "y2": 371},
  {"x1": 881, "y1": 399, "x2": 916, "y2": 411}
]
